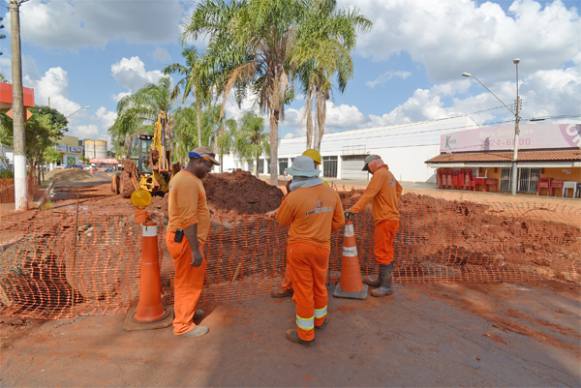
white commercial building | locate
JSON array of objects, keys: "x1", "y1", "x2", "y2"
[{"x1": 222, "y1": 116, "x2": 478, "y2": 182}]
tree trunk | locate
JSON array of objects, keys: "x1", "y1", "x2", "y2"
[
  {"x1": 269, "y1": 109, "x2": 279, "y2": 185},
  {"x1": 305, "y1": 86, "x2": 314, "y2": 149},
  {"x1": 314, "y1": 89, "x2": 327, "y2": 151},
  {"x1": 255, "y1": 153, "x2": 260, "y2": 177},
  {"x1": 195, "y1": 99, "x2": 202, "y2": 147}
]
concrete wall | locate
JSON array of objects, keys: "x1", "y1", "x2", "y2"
[{"x1": 221, "y1": 116, "x2": 478, "y2": 182}]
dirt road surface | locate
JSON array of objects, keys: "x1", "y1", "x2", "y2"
[{"x1": 1, "y1": 282, "x2": 579, "y2": 387}]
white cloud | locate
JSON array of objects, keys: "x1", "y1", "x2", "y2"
[
  {"x1": 340, "y1": 0, "x2": 581, "y2": 82},
  {"x1": 95, "y1": 107, "x2": 117, "y2": 130},
  {"x1": 113, "y1": 92, "x2": 132, "y2": 103},
  {"x1": 15, "y1": 0, "x2": 184, "y2": 49},
  {"x1": 366, "y1": 70, "x2": 412, "y2": 88},
  {"x1": 74, "y1": 124, "x2": 100, "y2": 139},
  {"x1": 153, "y1": 48, "x2": 172, "y2": 63},
  {"x1": 34, "y1": 67, "x2": 80, "y2": 117},
  {"x1": 111, "y1": 56, "x2": 164, "y2": 92}
]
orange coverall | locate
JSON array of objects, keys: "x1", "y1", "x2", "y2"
[
  {"x1": 351, "y1": 165, "x2": 402, "y2": 265},
  {"x1": 165, "y1": 170, "x2": 211, "y2": 335},
  {"x1": 277, "y1": 184, "x2": 345, "y2": 342}
]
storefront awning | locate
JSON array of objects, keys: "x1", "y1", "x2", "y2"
[{"x1": 426, "y1": 149, "x2": 581, "y2": 168}]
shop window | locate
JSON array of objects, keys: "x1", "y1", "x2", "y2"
[
  {"x1": 278, "y1": 158, "x2": 289, "y2": 175},
  {"x1": 323, "y1": 156, "x2": 338, "y2": 178}
]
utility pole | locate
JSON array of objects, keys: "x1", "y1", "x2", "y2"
[
  {"x1": 10, "y1": 0, "x2": 29, "y2": 210},
  {"x1": 510, "y1": 58, "x2": 521, "y2": 196}
]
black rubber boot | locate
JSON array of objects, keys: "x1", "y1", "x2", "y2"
[
  {"x1": 363, "y1": 266, "x2": 383, "y2": 288},
  {"x1": 370, "y1": 264, "x2": 393, "y2": 297}
]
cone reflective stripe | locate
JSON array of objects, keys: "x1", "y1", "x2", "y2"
[
  {"x1": 134, "y1": 221, "x2": 167, "y2": 322},
  {"x1": 333, "y1": 220, "x2": 368, "y2": 300}
]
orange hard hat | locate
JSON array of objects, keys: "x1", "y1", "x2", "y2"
[{"x1": 302, "y1": 149, "x2": 322, "y2": 165}]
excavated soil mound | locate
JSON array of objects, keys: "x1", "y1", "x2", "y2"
[
  {"x1": 204, "y1": 170, "x2": 283, "y2": 214},
  {"x1": 339, "y1": 190, "x2": 581, "y2": 282},
  {"x1": 152, "y1": 170, "x2": 284, "y2": 217}
]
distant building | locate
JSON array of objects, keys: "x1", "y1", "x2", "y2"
[
  {"x1": 223, "y1": 116, "x2": 478, "y2": 182},
  {"x1": 426, "y1": 123, "x2": 581, "y2": 196},
  {"x1": 84, "y1": 139, "x2": 108, "y2": 160},
  {"x1": 53, "y1": 135, "x2": 84, "y2": 168}
]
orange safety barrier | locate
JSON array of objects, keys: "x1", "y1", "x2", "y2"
[{"x1": 1, "y1": 192, "x2": 580, "y2": 320}]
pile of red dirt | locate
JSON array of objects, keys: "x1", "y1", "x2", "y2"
[
  {"x1": 339, "y1": 190, "x2": 581, "y2": 282},
  {"x1": 204, "y1": 170, "x2": 283, "y2": 215},
  {"x1": 152, "y1": 170, "x2": 284, "y2": 217}
]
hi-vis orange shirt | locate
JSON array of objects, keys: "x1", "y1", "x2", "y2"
[
  {"x1": 167, "y1": 170, "x2": 210, "y2": 243},
  {"x1": 351, "y1": 166, "x2": 402, "y2": 223},
  {"x1": 277, "y1": 184, "x2": 345, "y2": 246}
]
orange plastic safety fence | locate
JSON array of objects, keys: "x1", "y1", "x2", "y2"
[{"x1": 1, "y1": 192, "x2": 580, "y2": 320}]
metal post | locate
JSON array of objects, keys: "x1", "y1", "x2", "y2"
[
  {"x1": 10, "y1": 0, "x2": 27, "y2": 210},
  {"x1": 510, "y1": 59, "x2": 521, "y2": 196}
]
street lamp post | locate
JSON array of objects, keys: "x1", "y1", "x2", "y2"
[{"x1": 462, "y1": 58, "x2": 521, "y2": 195}]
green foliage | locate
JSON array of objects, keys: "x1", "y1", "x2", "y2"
[
  {"x1": 109, "y1": 77, "x2": 173, "y2": 157},
  {"x1": 0, "y1": 106, "x2": 68, "y2": 171},
  {"x1": 172, "y1": 105, "x2": 221, "y2": 163},
  {"x1": 0, "y1": 169, "x2": 13, "y2": 179},
  {"x1": 183, "y1": 0, "x2": 371, "y2": 179}
]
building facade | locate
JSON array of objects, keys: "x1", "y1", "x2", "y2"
[
  {"x1": 54, "y1": 135, "x2": 84, "y2": 168},
  {"x1": 426, "y1": 123, "x2": 581, "y2": 197},
  {"x1": 222, "y1": 116, "x2": 478, "y2": 183}
]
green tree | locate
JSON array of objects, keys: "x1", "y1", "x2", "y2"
[
  {"x1": 0, "y1": 106, "x2": 68, "y2": 183},
  {"x1": 172, "y1": 105, "x2": 221, "y2": 164},
  {"x1": 109, "y1": 77, "x2": 173, "y2": 158},
  {"x1": 233, "y1": 112, "x2": 268, "y2": 176},
  {"x1": 292, "y1": 0, "x2": 371, "y2": 150},
  {"x1": 185, "y1": 0, "x2": 304, "y2": 184},
  {"x1": 164, "y1": 47, "x2": 213, "y2": 148}
]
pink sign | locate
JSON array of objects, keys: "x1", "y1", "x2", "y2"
[{"x1": 441, "y1": 123, "x2": 581, "y2": 152}]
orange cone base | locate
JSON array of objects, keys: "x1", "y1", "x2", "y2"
[
  {"x1": 134, "y1": 305, "x2": 168, "y2": 323},
  {"x1": 123, "y1": 305, "x2": 172, "y2": 332},
  {"x1": 333, "y1": 282, "x2": 368, "y2": 300}
]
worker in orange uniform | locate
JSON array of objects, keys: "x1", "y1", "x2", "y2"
[
  {"x1": 270, "y1": 149, "x2": 324, "y2": 299},
  {"x1": 346, "y1": 155, "x2": 402, "y2": 297},
  {"x1": 276, "y1": 156, "x2": 345, "y2": 346},
  {"x1": 165, "y1": 146, "x2": 219, "y2": 337}
]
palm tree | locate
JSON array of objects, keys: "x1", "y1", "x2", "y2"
[
  {"x1": 233, "y1": 112, "x2": 269, "y2": 176},
  {"x1": 163, "y1": 47, "x2": 212, "y2": 147},
  {"x1": 292, "y1": 0, "x2": 372, "y2": 150},
  {"x1": 110, "y1": 77, "x2": 173, "y2": 158},
  {"x1": 185, "y1": 0, "x2": 305, "y2": 185}
]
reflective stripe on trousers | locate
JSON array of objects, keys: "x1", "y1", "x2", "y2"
[{"x1": 296, "y1": 314, "x2": 314, "y2": 331}]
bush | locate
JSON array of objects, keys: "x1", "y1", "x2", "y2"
[{"x1": 0, "y1": 169, "x2": 14, "y2": 179}]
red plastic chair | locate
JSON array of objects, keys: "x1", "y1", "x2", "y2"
[
  {"x1": 550, "y1": 180, "x2": 563, "y2": 196},
  {"x1": 486, "y1": 178, "x2": 498, "y2": 192},
  {"x1": 537, "y1": 178, "x2": 551, "y2": 196}
]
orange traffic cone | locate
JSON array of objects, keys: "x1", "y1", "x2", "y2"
[
  {"x1": 333, "y1": 220, "x2": 368, "y2": 300},
  {"x1": 133, "y1": 216, "x2": 168, "y2": 322}
]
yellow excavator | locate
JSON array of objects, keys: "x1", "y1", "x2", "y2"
[{"x1": 111, "y1": 112, "x2": 178, "y2": 198}]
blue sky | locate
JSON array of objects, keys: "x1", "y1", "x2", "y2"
[{"x1": 1, "y1": 0, "x2": 580, "y2": 144}]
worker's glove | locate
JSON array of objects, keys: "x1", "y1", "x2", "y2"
[
  {"x1": 191, "y1": 248, "x2": 204, "y2": 267},
  {"x1": 344, "y1": 210, "x2": 354, "y2": 221}
]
